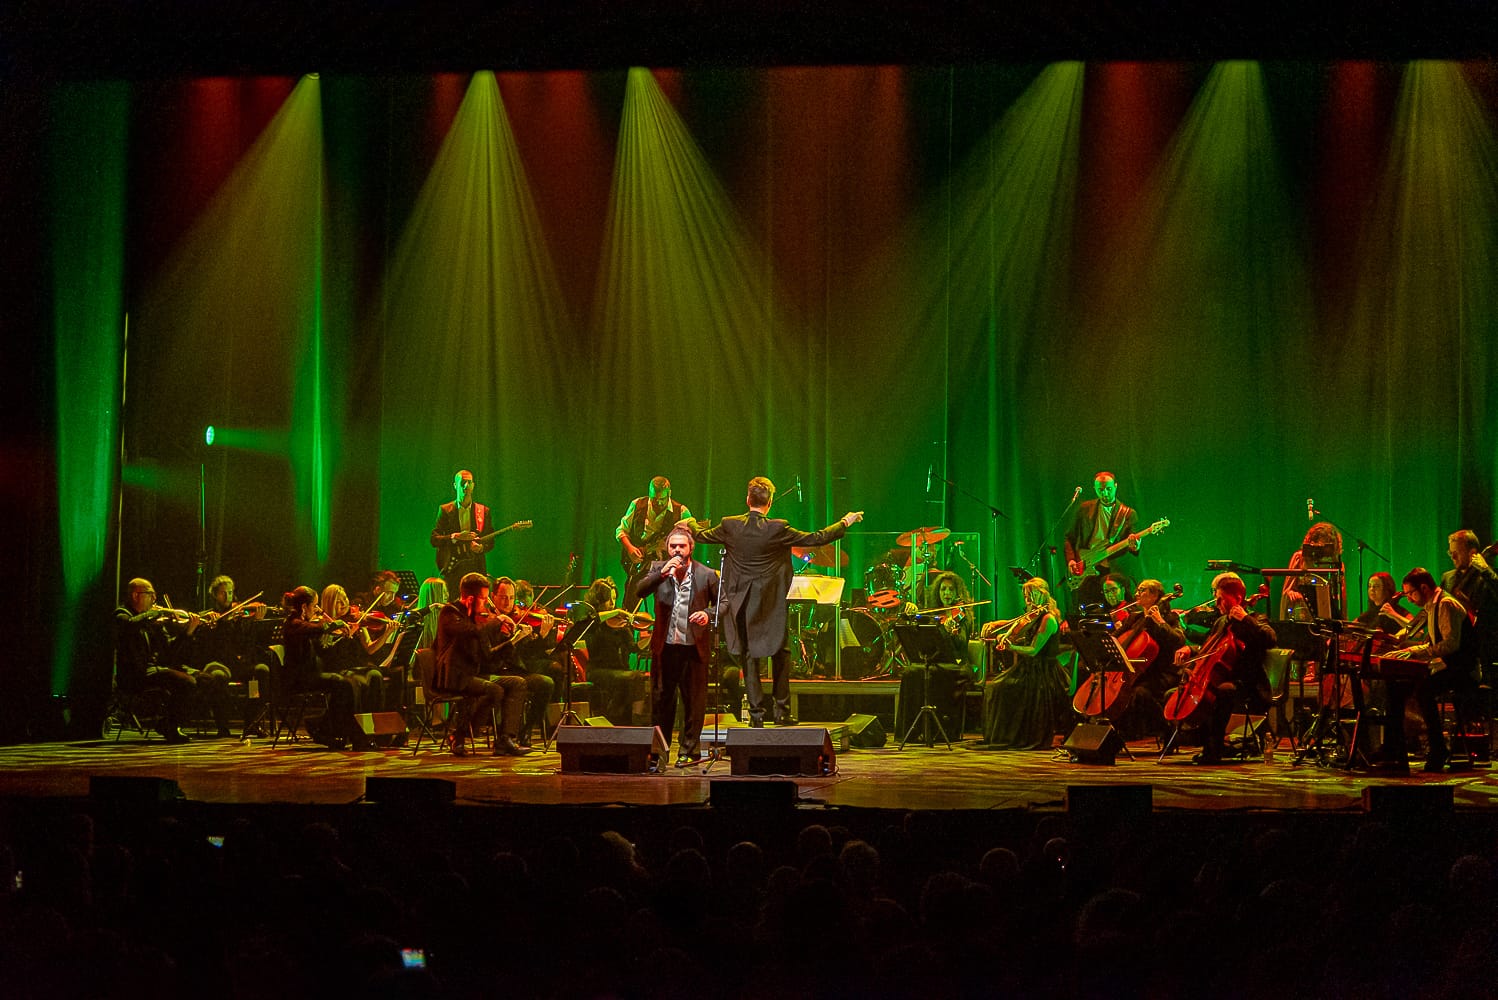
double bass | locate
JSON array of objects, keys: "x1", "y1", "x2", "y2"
[{"x1": 1072, "y1": 584, "x2": 1184, "y2": 719}]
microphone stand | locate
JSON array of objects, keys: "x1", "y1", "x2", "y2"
[
  {"x1": 930, "y1": 472, "x2": 1008, "y2": 630},
  {"x1": 1313, "y1": 507, "x2": 1389, "y2": 611},
  {"x1": 1028, "y1": 489, "x2": 1083, "y2": 586}
]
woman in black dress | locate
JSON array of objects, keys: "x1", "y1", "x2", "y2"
[{"x1": 980, "y1": 577, "x2": 1066, "y2": 749}]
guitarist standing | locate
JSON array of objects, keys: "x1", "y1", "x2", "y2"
[
  {"x1": 1064, "y1": 471, "x2": 1141, "y2": 610},
  {"x1": 616, "y1": 476, "x2": 693, "y2": 601},
  {"x1": 431, "y1": 470, "x2": 493, "y2": 598}
]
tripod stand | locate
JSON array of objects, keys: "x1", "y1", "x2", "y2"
[
  {"x1": 549, "y1": 604, "x2": 596, "y2": 740},
  {"x1": 895, "y1": 619, "x2": 958, "y2": 749}
]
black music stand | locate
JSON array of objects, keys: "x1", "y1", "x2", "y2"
[
  {"x1": 550, "y1": 602, "x2": 595, "y2": 740},
  {"x1": 1067, "y1": 625, "x2": 1138, "y2": 761},
  {"x1": 1278, "y1": 618, "x2": 1360, "y2": 768},
  {"x1": 895, "y1": 620, "x2": 958, "y2": 750}
]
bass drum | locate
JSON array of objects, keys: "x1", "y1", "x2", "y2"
[
  {"x1": 864, "y1": 562, "x2": 903, "y2": 596},
  {"x1": 832, "y1": 608, "x2": 889, "y2": 679}
]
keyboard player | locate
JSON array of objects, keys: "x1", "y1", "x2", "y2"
[{"x1": 1381, "y1": 568, "x2": 1479, "y2": 773}]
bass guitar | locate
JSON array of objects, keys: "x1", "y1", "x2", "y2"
[
  {"x1": 620, "y1": 503, "x2": 683, "y2": 580},
  {"x1": 1067, "y1": 518, "x2": 1170, "y2": 593},
  {"x1": 437, "y1": 520, "x2": 533, "y2": 574}
]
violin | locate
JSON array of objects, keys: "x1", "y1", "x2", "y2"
[{"x1": 598, "y1": 608, "x2": 653, "y2": 630}]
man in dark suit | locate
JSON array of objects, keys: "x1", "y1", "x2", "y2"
[
  {"x1": 433, "y1": 573, "x2": 530, "y2": 757},
  {"x1": 430, "y1": 470, "x2": 492, "y2": 598},
  {"x1": 635, "y1": 525, "x2": 721, "y2": 766},
  {"x1": 694, "y1": 476, "x2": 863, "y2": 727}
]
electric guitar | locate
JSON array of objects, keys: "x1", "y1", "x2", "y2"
[
  {"x1": 1066, "y1": 518, "x2": 1170, "y2": 593},
  {"x1": 620, "y1": 502, "x2": 682, "y2": 580},
  {"x1": 437, "y1": 520, "x2": 533, "y2": 574}
]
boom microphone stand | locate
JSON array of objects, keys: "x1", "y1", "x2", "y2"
[{"x1": 931, "y1": 472, "x2": 1008, "y2": 628}]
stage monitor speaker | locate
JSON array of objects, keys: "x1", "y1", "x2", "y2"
[
  {"x1": 89, "y1": 776, "x2": 184, "y2": 805},
  {"x1": 364, "y1": 777, "x2": 455, "y2": 806},
  {"x1": 1062, "y1": 723, "x2": 1124, "y2": 765},
  {"x1": 724, "y1": 727, "x2": 835, "y2": 776},
  {"x1": 1362, "y1": 785, "x2": 1453, "y2": 816},
  {"x1": 583, "y1": 716, "x2": 613, "y2": 727},
  {"x1": 709, "y1": 779, "x2": 798, "y2": 809},
  {"x1": 557, "y1": 725, "x2": 668, "y2": 773},
  {"x1": 355, "y1": 712, "x2": 407, "y2": 736},
  {"x1": 842, "y1": 713, "x2": 886, "y2": 749}
]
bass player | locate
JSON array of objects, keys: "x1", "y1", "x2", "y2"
[
  {"x1": 616, "y1": 476, "x2": 694, "y2": 602},
  {"x1": 1065, "y1": 471, "x2": 1143, "y2": 609}
]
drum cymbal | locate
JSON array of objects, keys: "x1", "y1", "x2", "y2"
[
  {"x1": 896, "y1": 526, "x2": 950, "y2": 546},
  {"x1": 793, "y1": 544, "x2": 849, "y2": 568}
]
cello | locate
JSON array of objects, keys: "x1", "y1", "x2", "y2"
[
  {"x1": 1072, "y1": 583, "x2": 1183, "y2": 719},
  {"x1": 1161, "y1": 585, "x2": 1268, "y2": 725}
]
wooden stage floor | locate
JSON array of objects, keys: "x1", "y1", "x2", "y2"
[{"x1": 2, "y1": 729, "x2": 1496, "y2": 813}]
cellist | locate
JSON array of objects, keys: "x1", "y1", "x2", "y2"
[
  {"x1": 1112, "y1": 579, "x2": 1186, "y2": 740},
  {"x1": 1170, "y1": 572, "x2": 1276, "y2": 765}
]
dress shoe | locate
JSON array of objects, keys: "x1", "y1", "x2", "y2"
[
  {"x1": 1445, "y1": 756, "x2": 1474, "y2": 773},
  {"x1": 1189, "y1": 752, "x2": 1224, "y2": 766},
  {"x1": 774, "y1": 716, "x2": 798, "y2": 727},
  {"x1": 494, "y1": 736, "x2": 531, "y2": 757},
  {"x1": 675, "y1": 753, "x2": 702, "y2": 768},
  {"x1": 216, "y1": 727, "x2": 234, "y2": 738},
  {"x1": 450, "y1": 737, "x2": 469, "y2": 757},
  {"x1": 1423, "y1": 749, "x2": 1449, "y2": 773},
  {"x1": 161, "y1": 728, "x2": 190, "y2": 745},
  {"x1": 749, "y1": 719, "x2": 764, "y2": 729}
]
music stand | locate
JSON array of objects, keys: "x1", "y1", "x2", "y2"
[
  {"x1": 1067, "y1": 625, "x2": 1138, "y2": 761},
  {"x1": 1279, "y1": 617, "x2": 1360, "y2": 768},
  {"x1": 550, "y1": 601, "x2": 595, "y2": 740},
  {"x1": 894, "y1": 620, "x2": 959, "y2": 749}
]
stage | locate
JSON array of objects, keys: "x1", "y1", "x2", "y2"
[{"x1": 3, "y1": 729, "x2": 1495, "y2": 814}]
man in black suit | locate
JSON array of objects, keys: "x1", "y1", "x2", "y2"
[
  {"x1": 1064, "y1": 471, "x2": 1140, "y2": 610},
  {"x1": 694, "y1": 476, "x2": 863, "y2": 727},
  {"x1": 635, "y1": 525, "x2": 720, "y2": 766},
  {"x1": 430, "y1": 470, "x2": 492, "y2": 598}
]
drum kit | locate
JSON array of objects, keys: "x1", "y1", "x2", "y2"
[{"x1": 790, "y1": 526, "x2": 958, "y2": 679}]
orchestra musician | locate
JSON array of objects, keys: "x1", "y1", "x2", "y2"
[
  {"x1": 1384, "y1": 568, "x2": 1479, "y2": 773},
  {"x1": 318, "y1": 584, "x2": 398, "y2": 726},
  {"x1": 1278, "y1": 521, "x2": 1347, "y2": 622},
  {"x1": 279, "y1": 586, "x2": 361, "y2": 750},
  {"x1": 1355, "y1": 572, "x2": 1404, "y2": 634},
  {"x1": 1112, "y1": 579, "x2": 1187, "y2": 741},
  {"x1": 114, "y1": 578, "x2": 200, "y2": 743},
  {"x1": 487, "y1": 576, "x2": 556, "y2": 748},
  {"x1": 692, "y1": 476, "x2": 863, "y2": 728},
  {"x1": 576, "y1": 578, "x2": 649, "y2": 725},
  {"x1": 1441, "y1": 530, "x2": 1498, "y2": 678},
  {"x1": 894, "y1": 571, "x2": 976, "y2": 743},
  {"x1": 616, "y1": 476, "x2": 694, "y2": 600},
  {"x1": 979, "y1": 576, "x2": 1066, "y2": 750},
  {"x1": 1171, "y1": 571, "x2": 1276, "y2": 765},
  {"x1": 1064, "y1": 472, "x2": 1141, "y2": 610},
  {"x1": 635, "y1": 524, "x2": 720, "y2": 767},
  {"x1": 1100, "y1": 573, "x2": 1133, "y2": 619},
  {"x1": 193, "y1": 574, "x2": 273, "y2": 738},
  {"x1": 433, "y1": 573, "x2": 530, "y2": 756},
  {"x1": 432, "y1": 470, "x2": 494, "y2": 598}
]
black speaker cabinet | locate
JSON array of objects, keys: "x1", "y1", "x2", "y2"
[
  {"x1": 724, "y1": 727, "x2": 836, "y2": 776},
  {"x1": 1062, "y1": 722, "x2": 1124, "y2": 765},
  {"x1": 841, "y1": 713, "x2": 887, "y2": 749},
  {"x1": 709, "y1": 779, "x2": 798, "y2": 808},
  {"x1": 556, "y1": 725, "x2": 668, "y2": 773},
  {"x1": 89, "y1": 776, "x2": 185, "y2": 805},
  {"x1": 364, "y1": 777, "x2": 456, "y2": 806},
  {"x1": 1362, "y1": 785, "x2": 1454, "y2": 816}
]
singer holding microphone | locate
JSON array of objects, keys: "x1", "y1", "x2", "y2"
[{"x1": 635, "y1": 525, "x2": 720, "y2": 767}]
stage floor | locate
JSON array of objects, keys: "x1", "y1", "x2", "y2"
[{"x1": 2, "y1": 729, "x2": 1496, "y2": 812}]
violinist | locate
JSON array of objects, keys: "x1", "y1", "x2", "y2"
[
  {"x1": 1100, "y1": 573, "x2": 1133, "y2": 620},
  {"x1": 114, "y1": 578, "x2": 200, "y2": 743},
  {"x1": 577, "y1": 577, "x2": 650, "y2": 725},
  {"x1": 318, "y1": 584, "x2": 399, "y2": 728},
  {"x1": 1111, "y1": 579, "x2": 1186, "y2": 741},
  {"x1": 433, "y1": 573, "x2": 530, "y2": 756},
  {"x1": 894, "y1": 571, "x2": 975, "y2": 744},
  {"x1": 487, "y1": 576, "x2": 556, "y2": 747},
  {"x1": 279, "y1": 586, "x2": 361, "y2": 750},
  {"x1": 193, "y1": 574, "x2": 273, "y2": 737},
  {"x1": 1171, "y1": 572, "x2": 1276, "y2": 765},
  {"x1": 1356, "y1": 572, "x2": 1405, "y2": 634},
  {"x1": 979, "y1": 577, "x2": 1067, "y2": 750}
]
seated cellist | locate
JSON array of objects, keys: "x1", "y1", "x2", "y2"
[{"x1": 1170, "y1": 572, "x2": 1277, "y2": 765}]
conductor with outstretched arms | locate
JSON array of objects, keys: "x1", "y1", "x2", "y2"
[{"x1": 692, "y1": 476, "x2": 863, "y2": 727}]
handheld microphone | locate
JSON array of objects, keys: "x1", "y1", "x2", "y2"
[
  {"x1": 1307, "y1": 498, "x2": 1315, "y2": 521},
  {"x1": 1072, "y1": 486, "x2": 1082, "y2": 502},
  {"x1": 927, "y1": 464, "x2": 933, "y2": 493}
]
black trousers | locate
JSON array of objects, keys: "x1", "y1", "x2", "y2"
[
  {"x1": 1415, "y1": 666, "x2": 1478, "y2": 757},
  {"x1": 653, "y1": 643, "x2": 707, "y2": 754},
  {"x1": 142, "y1": 666, "x2": 196, "y2": 731},
  {"x1": 743, "y1": 650, "x2": 791, "y2": 724}
]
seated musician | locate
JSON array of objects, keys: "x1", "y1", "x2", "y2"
[
  {"x1": 194, "y1": 574, "x2": 273, "y2": 738},
  {"x1": 318, "y1": 584, "x2": 399, "y2": 724},
  {"x1": 1355, "y1": 572, "x2": 1404, "y2": 633},
  {"x1": 488, "y1": 576, "x2": 556, "y2": 747},
  {"x1": 1100, "y1": 573, "x2": 1133, "y2": 619},
  {"x1": 1171, "y1": 572, "x2": 1276, "y2": 765},
  {"x1": 280, "y1": 586, "x2": 360, "y2": 750},
  {"x1": 1384, "y1": 568, "x2": 1479, "y2": 773},
  {"x1": 577, "y1": 577, "x2": 649, "y2": 725},
  {"x1": 1112, "y1": 579, "x2": 1186, "y2": 741},
  {"x1": 114, "y1": 578, "x2": 200, "y2": 743},
  {"x1": 434, "y1": 573, "x2": 530, "y2": 756},
  {"x1": 894, "y1": 571, "x2": 975, "y2": 743},
  {"x1": 979, "y1": 577, "x2": 1067, "y2": 750}
]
